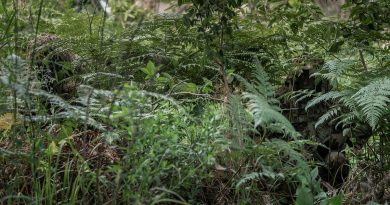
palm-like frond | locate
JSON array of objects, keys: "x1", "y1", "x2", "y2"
[
  {"x1": 305, "y1": 91, "x2": 346, "y2": 110},
  {"x1": 243, "y1": 92, "x2": 294, "y2": 132},
  {"x1": 306, "y1": 74, "x2": 390, "y2": 130},
  {"x1": 235, "y1": 59, "x2": 299, "y2": 138},
  {"x1": 227, "y1": 95, "x2": 254, "y2": 146},
  {"x1": 311, "y1": 59, "x2": 355, "y2": 86},
  {"x1": 314, "y1": 106, "x2": 341, "y2": 128},
  {"x1": 234, "y1": 59, "x2": 275, "y2": 101},
  {"x1": 352, "y1": 78, "x2": 390, "y2": 129}
]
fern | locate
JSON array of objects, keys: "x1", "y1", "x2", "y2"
[
  {"x1": 311, "y1": 59, "x2": 356, "y2": 87},
  {"x1": 306, "y1": 74, "x2": 390, "y2": 130},
  {"x1": 314, "y1": 106, "x2": 341, "y2": 128},
  {"x1": 280, "y1": 89, "x2": 318, "y2": 107},
  {"x1": 235, "y1": 58, "x2": 275, "y2": 100},
  {"x1": 351, "y1": 78, "x2": 390, "y2": 129},
  {"x1": 227, "y1": 95, "x2": 254, "y2": 147},
  {"x1": 236, "y1": 139, "x2": 315, "y2": 191},
  {"x1": 305, "y1": 88, "x2": 360, "y2": 129},
  {"x1": 236, "y1": 170, "x2": 285, "y2": 189},
  {"x1": 235, "y1": 59, "x2": 299, "y2": 138},
  {"x1": 244, "y1": 93, "x2": 294, "y2": 130},
  {"x1": 305, "y1": 91, "x2": 348, "y2": 110}
]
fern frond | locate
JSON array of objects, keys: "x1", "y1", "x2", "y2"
[
  {"x1": 235, "y1": 59, "x2": 299, "y2": 138},
  {"x1": 352, "y1": 78, "x2": 390, "y2": 129},
  {"x1": 311, "y1": 59, "x2": 355, "y2": 87},
  {"x1": 29, "y1": 89, "x2": 107, "y2": 130},
  {"x1": 305, "y1": 91, "x2": 346, "y2": 110},
  {"x1": 227, "y1": 95, "x2": 254, "y2": 146},
  {"x1": 280, "y1": 89, "x2": 317, "y2": 106},
  {"x1": 252, "y1": 58, "x2": 274, "y2": 99},
  {"x1": 267, "y1": 139, "x2": 308, "y2": 168},
  {"x1": 337, "y1": 90, "x2": 358, "y2": 111},
  {"x1": 236, "y1": 170, "x2": 284, "y2": 189},
  {"x1": 82, "y1": 72, "x2": 125, "y2": 83},
  {"x1": 314, "y1": 106, "x2": 341, "y2": 128},
  {"x1": 234, "y1": 59, "x2": 274, "y2": 101},
  {"x1": 335, "y1": 110, "x2": 362, "y2": 128},
  {"x1": 236, "y1": 172, "x2": 261, "y2": 188},
  {"x1": 243, "y1": 92, "x2": 291, "y2": 128}
]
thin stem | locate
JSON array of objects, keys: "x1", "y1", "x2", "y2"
[
  {"x1": 359, "y1": 49, "x2": 368, "y2": 71},
  {"x1": 218, "y1": 8, "x2": 230, "y2": 103},
  {"x1": 12, "y1": 0, "x2": 18, "y2": 125},
  {"x1": 84, "y1": 87, "x2": 93, "y2": 131},
  {"x1": 28, "y1": 0, "x2": 45, "y2": 204}
]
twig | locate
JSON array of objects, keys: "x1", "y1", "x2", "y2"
[
  {"x1": 214, "y1": 152, "x2": 254, "y2": 203},
  {"x1": 169, "y1": 92, "x2": 224, "y2": 102},
  {"x1": 359, "y1": 49, "x2": 368, "y2": 71}
]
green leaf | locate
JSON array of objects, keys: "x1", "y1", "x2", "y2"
[
  {"x1": 226, "y1": 69, "x2": 235, "y2": 83},
  {"x1": 310, "y1": 167, "x2": 319, "y2": 181},
  {"x1": 202, "y1": 78, "x2": 213, "y2": 94},
  {"x1": 140, "y1": 61, "x2": 156, "y2": 78},
  {"x1": 288, "y1": 0, "x2": 300, "y2": 7},
  {"x1": 178, "y1": 82, "x2": 197, "y2": 92},
  {"x1": 295, "y1": 186, "x2": 314, "y2": 205},
  {"x1": 328, "y1": 195, "x2": 342, "y2": 205},
  {"x1": 46, "y1": 141, "x2": 59, "y2": 157}
]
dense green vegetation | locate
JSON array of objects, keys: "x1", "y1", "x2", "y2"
[{"x1": 0, "y1": 0, "x2": 389, "y2": 204}]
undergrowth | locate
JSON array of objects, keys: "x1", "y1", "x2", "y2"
[{"x1": 0, "y1": 0, "x2": 389, "y2": 204}]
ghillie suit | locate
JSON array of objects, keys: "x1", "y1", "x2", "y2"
[
  {"x1": 279, "y1": 66, "x2": 371, "y2": 188},
  {"x1": 28, "y1": 33, "x2": 82, "y2": 99}
]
